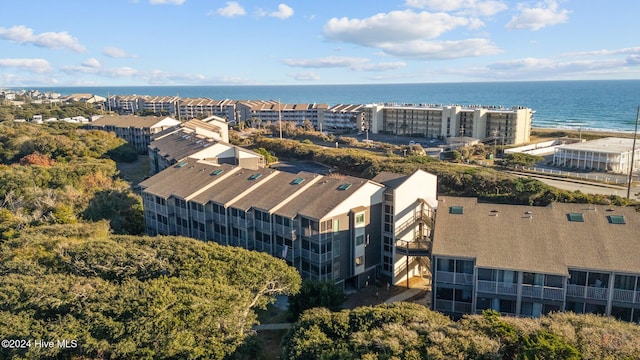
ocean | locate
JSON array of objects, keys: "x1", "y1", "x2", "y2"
[{"x1": 20, "y1": 80, "x2": 640, "y2": 133}]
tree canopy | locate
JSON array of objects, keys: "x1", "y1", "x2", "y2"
[
  {"x1": 0, "y1": 223, "x2": 301, "y2": 359},
  {"x1": 0, "y1": 122, "x2": 144, "y2": 237},
  {"x1": 283, "y1": 304, "x2": 640, "y2": 360}
]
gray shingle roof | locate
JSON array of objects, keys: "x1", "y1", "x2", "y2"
[
  {"x1": 432, "y1": 197, "x2": 640, "y2": 275},
  {"x1": 139, "y1": 160, "x2": 233, "y2": 199}
]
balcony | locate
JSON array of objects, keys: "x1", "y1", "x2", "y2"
[
  {"x1": 477, "y1": 280, "x2": 517, "y2": 296},
  {"x1": 395, "y1": 239, "x2": 431, "y2": 256},
  {"x1": 301, "y1": 249, "x2": 333, "y2": 264},
  {"x1": 566, "y1": 284, "x2": 608, "y2": 300},
  {"x1": 612, "y1": 289, "x2": 640, "y2": 303},
  {"x1": 521, "y1": 285, "x2": 565, "y2": 301},
  {"x1": 436, "y1": 271, "x2": 473, "y2": 286}
]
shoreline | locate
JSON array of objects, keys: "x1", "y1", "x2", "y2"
[{"x1": 531, "y1": 127, "x2": 636, "y2": 140}]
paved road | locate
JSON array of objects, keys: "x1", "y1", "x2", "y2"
[{"x1": 508, "y1": 171, "x2": 640, "y2": 200}]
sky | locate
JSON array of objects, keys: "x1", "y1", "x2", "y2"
[{"x1": 1, "y1": 0, "x2": 640, "y2": 87}]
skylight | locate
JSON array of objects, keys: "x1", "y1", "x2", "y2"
[
  {"x1": 449, "y1": 206, "x2": 464, "y2": 215},
  {"x1": 608, "y1": 215, "x2": 626, "y2": 224},
  {"x1": 338, "y1": 183, "x2": 352, "y2": 191},
  {"x1": 176, "y1": 161, "x2": 188, "y2": 168},
  {"x1": 249, "y1": 173, "x2": 262, "y2": 180},
  {"x1": 211, "y1": 169, "x2": 223, "y2": 175},
  {"x1": 568, "y1": 213, "x2": 584, "y2": 222},
  {"x1": 291, "y1": 178, "x2": 305, "y2": 185}
]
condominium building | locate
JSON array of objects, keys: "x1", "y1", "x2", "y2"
[
  {"x1": 236, "y1": 100, "x2": 329, "y2": 129},
  {"x1": 431, "y1": 197, "x2": 640, "y2": 322},
  {"x1": 323, "y1": 104, "x2": 365, "y2": 131},
  {"x1": 364, "y1": 104, "x2": 533, "y2": 145},
  {"x1": 107, "y1": 95, "x2": 142, "y2": 115},
  {"x1": 140, "y1": 160, "x2": 437, "y2": 288},
  {"x1": 148, "y1": 119, "x2": 263, "y2": 175},
  {"x1": 373, "y1": 171, "x2": 438, "y2": 287},
  {"x1": 87, "y1": 115, "x2": 180, "y2": 153},
  {"x1": 553, "y1": 137, "x2": 640, "y2": 174},
  {"x1": 178, "y1": 98, "x2": 236, "y2": 121},
  {"x1": 140, "y1": 96, "x2": 180, "y2": 115}
]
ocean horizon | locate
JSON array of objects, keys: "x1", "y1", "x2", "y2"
[{"x1": 9, "y1": 80, "x2": 640, "y2": 133}]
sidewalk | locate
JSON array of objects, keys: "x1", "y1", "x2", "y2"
[{"x1": 384, "y1": 288, "x2": 424, "y2": 304}]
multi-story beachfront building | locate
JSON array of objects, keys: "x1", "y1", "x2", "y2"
[
  {"x1": 140, "y1": 160, "x2": 437, "y2": 289},
  {"x1": 364, "y1": 103, "x2": 533, "y2": 145},
  {"x1": 236, "y1": 100, "x2": 329, "y2": 129},
  {"x1": 87, "y1": 115, "x2": 180, "y2": 153},
  {"x1": 431, "y1": 197, "x2": 640, "y2": 322},
  {"x1": 323, "y1": 104, "x2": 365, "y2": 131},
  {"x1": 178, "y1": 98, "x2": 236, "y2": 121}
]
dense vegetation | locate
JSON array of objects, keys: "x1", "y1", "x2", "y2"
[
  {"x1": 252, "y1": 136, "x2": 638, "y2": 208},
  {"x1": 0, "y1": 101, "x2": 100, "y2": 121},
  {"x1": 283, "y1": 303, "x2": 640, "y2": 359},
  {"x1": 0, "y1": 223, "x2": 301, "y2": 359},
  {"x1": 0, "y1": 122, "x2": 142, "y2": 238},
  {"x1": 288, "y1": 280, "x2": 345, "y2": 321}
]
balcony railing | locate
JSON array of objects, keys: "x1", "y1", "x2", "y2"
[
  {"x1": 613, "y1": 289, "x2": 636, "y2": 303},
  {"x1": 301, "y1": 249, "x2": 332, "y2": 264},
  {"x1": 436, "y1": 271, "x2": 473, "y2": 286},
  {"x1": 454, "y1": 302, "x2": 473, "y2": 314},
  {"x1": 521, "y1": 285, "x2": 565, "y2": 301},
  {"x1": 477, "y1": 280, "x2": 518, "y2": 296},
  {"x1": 395, "y1": 239, "x2": 431, "y2": 256},
  {"x1": 567, "y1": 284, "x2": 608, "y2": 300}
]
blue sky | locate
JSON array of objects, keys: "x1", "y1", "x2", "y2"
[{"x1": 1, "y1": 0, "x2": 639, "y2": 86}]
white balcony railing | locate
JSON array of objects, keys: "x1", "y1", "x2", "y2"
[
  {"x1": 586, "y1": 286, "x2": 608, "y2": 300},
  {"x1": 567, "y1": 284, "x2": 608, "y2": 300},
  {"x1": 613, "y1": 289, "x2": 635, "y2": 303}
]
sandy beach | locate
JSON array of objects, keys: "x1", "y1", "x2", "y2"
[{"x1": 531, "y1": 127, "x2": 637, "y2": 141}]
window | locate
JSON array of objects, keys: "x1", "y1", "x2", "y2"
[
  {"x1": 355, "y1": 213, "x2": 365, "y2": 225},
  {"x1": 437, "y1": 258, "x2": 455, "y2": 272},
  {"x1": 478, "y1": 268, "x2": 496, "y2": 281},
  {"x1": 356, "y1": 234, "x2": 365, "y2": 246},
  {"x1": 355, "y1": 256, "x2": 364, "y2": 266},
  {"x1": 449, "y1": 206, "x2": 464, "y2": 214},
  {"x1": 436, "y1": 287, "x2": 453, "y2": 300},
  {"x1": 608, "y1": 215, "x2": 626, "y2": 224}
]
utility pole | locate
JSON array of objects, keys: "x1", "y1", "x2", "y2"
[
  {"x1": 278, "y1": 98, "x2": 283, "y2": 140},
  {"x1": 626, "y1": 106, "x2": 639, "y2": 199}
]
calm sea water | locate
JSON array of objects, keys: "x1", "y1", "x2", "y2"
[{"x1": 23, "y1": 80, "x2": 640, "y2": 133}]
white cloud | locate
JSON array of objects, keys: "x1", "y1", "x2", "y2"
[
  {"x1": 258, "y1": 3, "x2": 294, "y2": 19},
  {"x1": 324, "y1": 10, "x2": 470, "y2": 46},
  {"x1": 149, "y1": 0, "x2": 185, "y2": 5},
  {"x1": 290, "y1": 71, "x2": 321, "y2": 81},
  {"x1": 0, "y1": 25, "x2": 85, "y2": 52},
  {"x1": 217, "y1": 2, "x2": 246, "y2": 17},
  {"x1": 103, "y1": 47, "x2": 137, "y2": 58},
  {"x1": 355, "y1": 62, "x2": 407, "y2": 72},
  {"x1": 82, "y1": 58, "x2": 101, "y2": 68},
  {"x1": 506, "y1": 0, "x2": 570, "y2": 31},
  {"x1": 61, "y1": 65, "x2": 139, "y2": 78},
  {"x1": 323, "y1": 11, "x2": 499, "y2": 61},
  {"x1": 283, "y1": 56, "x2": 406, "y2": 72},
  {"x1": 562, "y1": 47, "x2": 640, "y2": 58},
  {"x1": 0, "y1": 58, "x2": 53, "y2": 73},
  {"x1": 381, "y1": 38, "x2": 501, "y2": 59},
  {"x1": 283, "y1": 56, "x2": 369, "y2": 68},
  {"x1": 405, "y1": 0, "x2": 507, "y2": 17}
]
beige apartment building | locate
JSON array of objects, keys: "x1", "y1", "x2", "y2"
[{"x1": 364, "y1": 103, "x2": 533, "y2": 145}]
